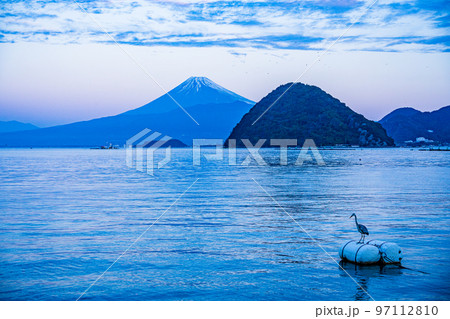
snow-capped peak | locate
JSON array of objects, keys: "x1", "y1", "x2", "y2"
[
  {"x1": 178, "y1": 76, "x2": 229, "y2": 93},
  {"x1": 124, "y1": 76, "x2": 254, "y2": 115}
]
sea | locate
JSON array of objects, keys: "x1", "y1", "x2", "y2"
[{"x1": 0, "y1": 148, "x2": 449, "y2": 301}]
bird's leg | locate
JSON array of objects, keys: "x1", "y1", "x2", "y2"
[
  {"x1": 362, "y1": 235, "x2": 365, "y2": 243},
  {"x1": 358, "y1": 234, "x2": 362, "y2": 243}
]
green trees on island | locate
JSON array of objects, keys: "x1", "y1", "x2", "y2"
[{"x1": 227, "y1": 82, "x2": 394, "y2": 147}]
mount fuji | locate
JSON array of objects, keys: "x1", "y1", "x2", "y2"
[
  {"x1": 0, "y1": 77, "x2": 254, "y2": 147},
  {"x1": 125, "y1": 76, "x2": 253, "y2": 115}
]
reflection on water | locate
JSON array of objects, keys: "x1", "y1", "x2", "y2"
[
  {"x1": 339, "y1": 261, "x2": 403, "y2": 301},
  {"x1": 0, "y1": 148, "x2": 449, "y2": 300}
]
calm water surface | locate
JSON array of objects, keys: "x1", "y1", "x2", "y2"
[{"x1": 0, "y1": 148, "x2": 449, "y2": 300}]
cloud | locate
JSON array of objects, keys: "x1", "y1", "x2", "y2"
[{"x1": 0, "y1": 0, "x2": 448, "y2": 52}]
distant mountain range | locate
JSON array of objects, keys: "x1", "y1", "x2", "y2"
[
  {"x1": 0, "y1": 121, "x2": 38, "y2": 133},
  {"x1": 0, "y1": 77, "x2": 254, "y2": 147},
  {"x1": 3, "y1": 77, "x2": 447, "y2": 148},
  {"x1": 226, "y1": 82, "x2": 394, "y2": 147},
  {"x1": 379, "y1": 106, "x2": 450, "y2": 145}
]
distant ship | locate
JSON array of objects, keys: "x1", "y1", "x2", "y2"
[{"x1": 91, "y1": 143, "x2": 119, "y2": 150}]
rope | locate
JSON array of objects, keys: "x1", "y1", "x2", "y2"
[
  {"x1": 340, "y1": 240, "x2": 355, "y2": 258},
  {"x1": 381, "y1": 252, "x2": 429, "y2": 274},
  {"x1": 354, "y1": 243, "x2": 369, "y2": 263},
  {"x1": 367, "y1": 240, "x2": 386, "y2": 249}
]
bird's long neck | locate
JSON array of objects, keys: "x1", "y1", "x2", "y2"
[{"x1": 353, "y1": 215, "x2": 359, "y2": 227}]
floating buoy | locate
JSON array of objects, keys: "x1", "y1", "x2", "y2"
[
  {"x1": 367, "y1": 240, "x2": 403, "y2": 264},
  {"x1": 339, "y1": 240, "x2": 403, "y2": 265},
  {"x1": 339, "y1": 241, "x2": 381, "y2": 264}
]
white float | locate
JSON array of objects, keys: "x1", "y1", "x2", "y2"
[
  {"x1": 366, "y1": 240, "x2": 403, "y2": 264},
  {"x1": 339, "y1": 240, "x2": 403, "y2": 265}
]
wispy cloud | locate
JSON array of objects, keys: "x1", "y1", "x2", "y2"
[{"x1": 0, "y1": 0, "x2": 448, "y2": 52}]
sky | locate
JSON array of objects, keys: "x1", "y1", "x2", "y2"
[{"x1": 0, "y1": 0, "x2": 449, "y2": 127}]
